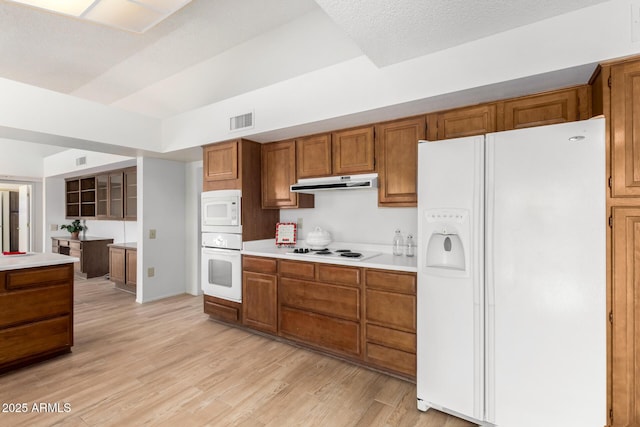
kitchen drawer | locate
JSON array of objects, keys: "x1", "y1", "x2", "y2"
[
  {"x1": 0, "y1": 284, "x2": 72, "y2": 328},
  {"x1": 204, "y1": 295, "x2": 242, "y2": 324},
  {"x1": 279, "y1": 306, "x2": 360, "y2": 357},
  {"x1": 4, "y1": 265, "x2": 73, "y2": 291},
  {"x1": 280, "y1": 277, "x2": 359, "y2": 321},
  {"x1": 52, "y1": 246, "x2": 59, "y2": 254},
  {"x1": 57, "y1": 239, "x2": 69, "y2": 247},
  {"x1": 365, "y1": 289, "x2": 416, "y2": 332},
  {"x1": 366, "y1": 324, "x2": 416, "y2": 353},
  {"x1": 279, "y1": 260, "x2": 315, "y2": 280},
  {"x1": 365, "y1": 341, "x2": 416, "y2": 377},
  {"x1": 365, "y1": 269, "x2": 416, "y2": 294},
  {"x1": 69, "y1": 241, "x2": 81, "y2": 250},
  {"x1": 70, "y1": 249, "x2": 82, "y2": 258},
  {"x1": 242, "y1": 256, "x2": 277, "y2": 274},
  {"x1": 0, "y1": 315, "x2": 72, "y2": 366},
  {"x1": 317, "y1": 264, "x2": 361, "y2": 287}
]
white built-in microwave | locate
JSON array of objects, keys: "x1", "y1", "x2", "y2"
[{"x1": 201, "y1": 189, "x2": 241, "y2": 233}]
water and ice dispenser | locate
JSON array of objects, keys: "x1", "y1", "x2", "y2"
[{"x1": 423, "y1": 209, "x2": 469, "y2": 275}]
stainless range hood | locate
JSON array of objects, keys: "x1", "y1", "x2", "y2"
[{"x1": 290, "y1": 173, "x2": 378, "y2": 193}]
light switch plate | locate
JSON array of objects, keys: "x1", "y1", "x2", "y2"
[
  {"x1": 149, "y1": 229, "x2": 156, "y2": 239},
  {"x1": 147, "y1": 267, "x2": 155, "y2": 277}
]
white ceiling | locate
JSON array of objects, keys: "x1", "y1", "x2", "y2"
[{"x1": 0, "y1": 0, "x2": 610, "y2": 161}]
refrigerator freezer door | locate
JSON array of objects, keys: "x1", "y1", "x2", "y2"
[
  {"x1": 417, "y1": 137, "x2": 485, "y2": 423},
  {"x1": 485, "y1": 119, "x2": 606, "y2": 426}
]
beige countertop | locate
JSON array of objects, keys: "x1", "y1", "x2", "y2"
[
  {"x1": 108, "y1": 242, "x2": 137, "y2": 250},
  {"x1": 0, "y1": 253, "x2": 80, "y2": 271},
  {"x1": 242, "y1": 239, "x2": 417, "y2": 273}
]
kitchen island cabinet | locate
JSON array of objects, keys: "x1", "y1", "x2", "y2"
[
  {"x1": 0, "y1": 256, "x2": 76, "y2": 373},
  {"x1": 52, "y1": 236, "x2": 113, "y2": 278}
]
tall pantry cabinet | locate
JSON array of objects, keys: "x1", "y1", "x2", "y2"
[{"x1": 592, "y1": 57, "x2": 640, "y2": 427}]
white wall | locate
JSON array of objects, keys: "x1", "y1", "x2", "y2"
[
  {"x1": 43, "y1": 149, "x2": 135, "y2": 178},
  {"x1": 137, "y1": 157, "x2": 186, "y2": 303},
  {"x1": 184, "y1": 160, "x2": 203, "y2": 296},
  {"x1": 280, "y1": 189, "x2": 417, "y2": 246},
  {"x1": 162, "y1": 0, "x2": 640, "y2": 150}
]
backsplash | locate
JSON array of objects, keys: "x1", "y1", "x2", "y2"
[{"x1": 279, "y1": 188, "x2": 417, "y2": 246}]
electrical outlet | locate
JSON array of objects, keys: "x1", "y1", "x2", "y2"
[
  {"x1": 147, "y1": 267, "x2": 155, "y2": 277},
  {"x1": 149, "y1": 229, "x2": 156, "y2": 239},
  {"x1": 297, "y1": 218, "x2": 303, "y2": 230}
]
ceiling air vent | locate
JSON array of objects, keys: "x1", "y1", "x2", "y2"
[
  {"x1": 75, "y1": 156, "x2": 87, "y2": 166},
  {"x1": 229, "y1": 111, "x2": 254, "y2": 131}
]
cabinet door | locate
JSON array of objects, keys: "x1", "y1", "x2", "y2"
[
  {"x1": 203, "y1": 140, "x2": 239, "y2": 183},
  {"x1": 125, "y1": 249, "x2": 137, "y2": 286},
  {"x1": 65, "y1": 179, "x2": 80, "y2": 218},
  {"x1": 109, "y1": 247, "x2": 126, "y2": 285},
  {"x1": 262, "y1": 140, "x2": 313, "y2": 209},
  {"x1": 332, "y1": 126, "x2": 375, "y2": 175},
  {"x1": 96, "y1": 174, "x2": 109, "y2": 218},
  {"x1": 611, "y1": 207, "x2": 640, "y2": 427},
  {"x1": 109, "y1": 172, "x2": 123, "y2": 218},
  {"x1": 242, "y1": 271, "x2": 278, "y2": 334},
  {"x1": 427, "y1": 104, "x2": 496, "y2": 141},
  {"x1": 375, "y1": 117, "x2": 425, "y2": 207},
  {"x1": 124, "y1": 168, "x2": 137, "y2": 220},
  {"x1": 498, "y1": 88, "x2": 582, "y2": 131},
  {"x1": 296, "y1": 134, "x2": 331, "y2": 178},
  {"x1": 611, "y1": 61, "x2": 640, "y2": 197}
]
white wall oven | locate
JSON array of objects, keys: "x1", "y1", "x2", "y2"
[
  {"x1": 201, "y1": 232, "x2": 242, "y2": 302},
  {"x1": 201, "y1": 189, "x2": 241, "y2": 233}
]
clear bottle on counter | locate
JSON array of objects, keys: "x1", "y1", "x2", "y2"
[
  {"x1": 405, "y1": 234, "x2": 415, "y2": 257},
  {"x1": 392, "y1": 229, "x2": 404, "y2": 256}
]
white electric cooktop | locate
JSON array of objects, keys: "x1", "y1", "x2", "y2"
[{"x1": 285, "y1": 247, "x2": 381, "y2": 262}]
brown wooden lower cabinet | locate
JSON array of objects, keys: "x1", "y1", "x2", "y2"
[
  {"x1": 108, "y1": 243, "x2": 137, "y2": 294},
  {"x1": 52, "y1": 236, "x2": 113, "y2": 278},
  {"x1": 204, "y1": 295, "x2": 242, "y2": 324},
  {"x1": 219, "y1": 256, "x2": 417, "y2": 380},
  {"x1": 611, "y1": 207, "x2": 640, "y2": 427},
  {"x1": 0, "y1": 263, "x2": 74, "y2": 373}
]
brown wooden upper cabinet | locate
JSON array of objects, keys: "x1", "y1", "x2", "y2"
[
  {"x1": 123, "y1": 168, "x2": 137, "y2": 220},
  {"x1": 203, "y1": 140, "x2": 239, "y2": 190},
  {"x1": 296, "y1": 126, "x2": 375, "y2": 179},
  {"x1": 96, "y1": 171, "x2": 124, "y2": 219},
  {"x1": 296, "y1": 133, "x2": 332, "y2": 178},
  {"x1": 95, "y1": 169, "x2": 136, "y2": 220},
  {"x1": 375, "y1": 117, "x2": 425, "y2": 207},
  {"x1": 497, "y1": 86, "x2": 589, "y2": 131},
  {"x1": 262, "y1": 140, "x2": 314, "y2": 209},
  {"x1": 427, "y1": 104, "x2": 496, "y2": 141},
  {"x1": 610, "y1": 60, "x2": 640, "y2": 197},
  {"x1": 332, "y1": 126, "x2": 375, "y2": 175}
]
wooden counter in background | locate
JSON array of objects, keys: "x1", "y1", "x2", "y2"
[
  {"x1": 52, "y1": 236, "x2": 113, "y2": 278},
  {"x1": 0, "y1": 255, "x2": 76, "y2": 373},
  {"x1": 108, "y1": 243, "x2": 137, "y2": 294}
]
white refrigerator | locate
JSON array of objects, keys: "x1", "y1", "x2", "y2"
[{"x1": 416, "y1": 119, "x2": 606, "y2": 427}]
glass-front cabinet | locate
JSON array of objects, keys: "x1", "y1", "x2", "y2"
[{"x1": 66, "y1": 167, "x2": 136, "y2": 220}]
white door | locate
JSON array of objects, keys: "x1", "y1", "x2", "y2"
[
  {"x1": 18, "y1": 185, "x2": 30, "y2": 252},
  {"x1": 485, "y1": 119, "x2": 606, "y2": 426},
  {"x1": 416, "y1": 136, "x2": 485, "y2": 422}
]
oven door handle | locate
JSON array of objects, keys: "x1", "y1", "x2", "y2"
[{"x1": 202, "y1": 247, "x2": 241, "y2": 257}]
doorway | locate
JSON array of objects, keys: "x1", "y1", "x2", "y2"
[{"x1": 0, "y1": 183, "x2": 32, "y2": 252}]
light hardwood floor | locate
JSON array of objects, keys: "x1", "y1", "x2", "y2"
[{"x1": 0, "y1": 276, "x2": 476, "y2": 427}]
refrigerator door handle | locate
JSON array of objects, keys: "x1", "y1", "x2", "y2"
[{"x1": 484, "y1": 134, "x2": 496, "y2": 424}]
